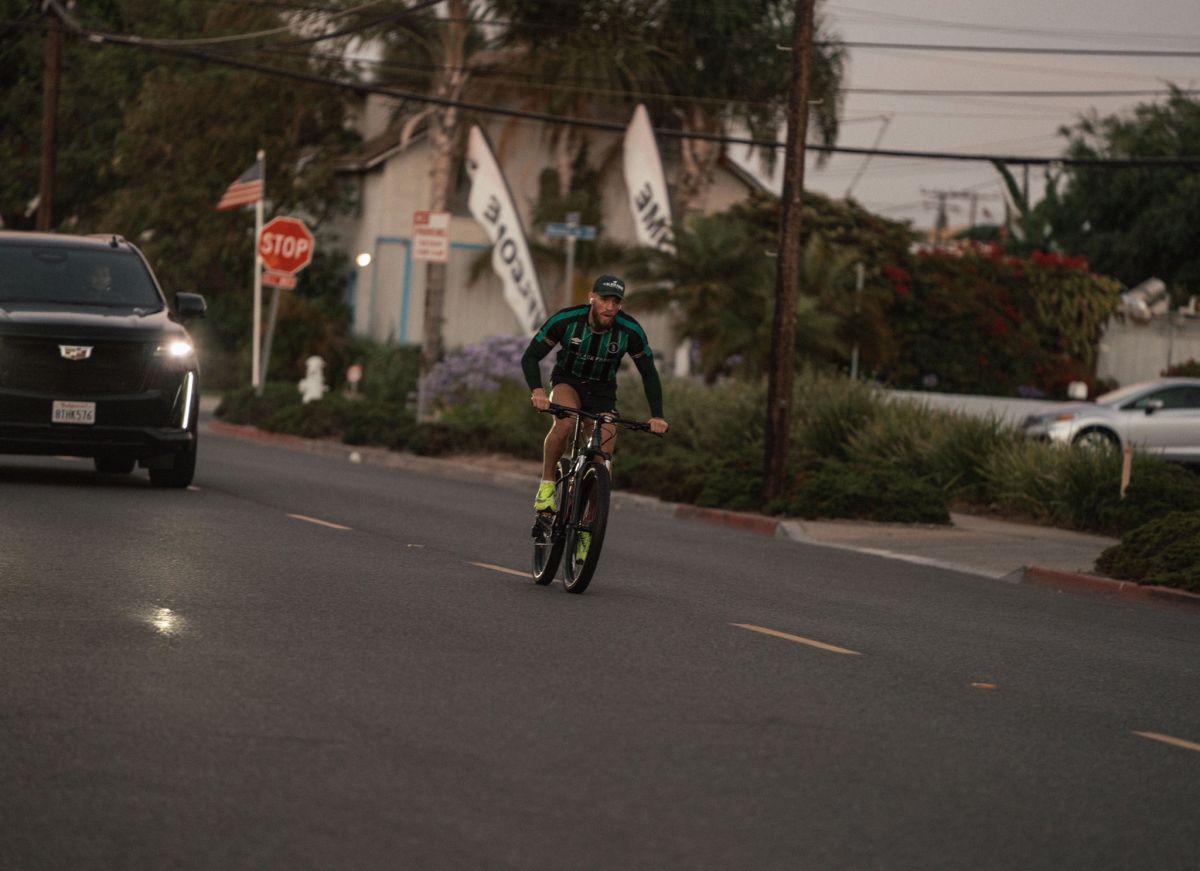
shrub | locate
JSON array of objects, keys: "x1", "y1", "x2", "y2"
[
  {"x1": 883, "y1": 242, "x2": 1120, "y2": 397},
  {"x1": 426, "y1": 335, "x2": 550, "y2": 409},
  {"x1": 1162, "y1": 358, "x2": 1200, "y2": 377},
  {"x1": 1095, "y1": 511, "x2": 1200, "y2": 591},
  {"x1": 215, "y1": 383, "x2": 301, "y2": 426},
  {"x1": 341, "y1": 402, "x2": 415, "y2": 450},
  {"x1": 614, "y1": 376, "x2": 767, "y2": 506},
  {"x1": 982, "y1": 440, "x2": 1200, "y2": 535},
  {"x1": 353, "y1": 341, "x2": 420, "y2": 405},
  {"x1": 790, "y1": 372, "x2": 880, "y2": 460},
  {"x1": 776, "y1": 458, "x2": 950, "y2": 524}
]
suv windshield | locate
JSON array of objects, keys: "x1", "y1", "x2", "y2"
[{"x1": 0, "y1": 244, "x2": 163, "y2": 309}]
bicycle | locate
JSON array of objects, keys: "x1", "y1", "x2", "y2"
[{"x1": 530, "y1": 403, "x2": 658, "y2": 594}]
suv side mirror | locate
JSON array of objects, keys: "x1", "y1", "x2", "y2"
[{"x1": 175, "y1": 292, "x2": 206, "y2": 320}]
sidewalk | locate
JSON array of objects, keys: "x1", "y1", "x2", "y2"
[{"x1": 202, "y1": 401, "x2": 1199, "y2": 611}]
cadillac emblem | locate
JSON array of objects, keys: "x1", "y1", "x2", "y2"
[{"x1": 59, "y1": 345, "x2": 93, "y2": 361}]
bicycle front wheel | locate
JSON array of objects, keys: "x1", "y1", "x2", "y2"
[
  {"x1": 562, "y1": 462, "x2": 610, "y2": 594},
  {"x1": 532, "y1": 459, "x2": 570, "y2": 585}
]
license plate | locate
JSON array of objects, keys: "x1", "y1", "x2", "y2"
[{"x1": 52, "y1": 401, "x2": 96, "y2": 425}]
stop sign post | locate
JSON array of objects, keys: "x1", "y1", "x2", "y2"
[{"x1": 257, "y1": 216, "x2": 315, "y2": 388}]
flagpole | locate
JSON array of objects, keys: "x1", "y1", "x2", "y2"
[{"x1": 252, "y1": 149, "x2": 264, "y2": 395}]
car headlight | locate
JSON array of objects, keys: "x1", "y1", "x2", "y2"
[{"x1": 155, "y1": 340, "x2": 194, "y2": 359}]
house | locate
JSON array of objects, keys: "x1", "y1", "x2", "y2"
[{"x1": 331, "y1": 95, "x2": 769, "y2": 373}]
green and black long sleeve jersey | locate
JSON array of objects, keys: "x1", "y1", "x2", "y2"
[{"x1": 521, "y1": 304, "x2": 664, "y2": 418}]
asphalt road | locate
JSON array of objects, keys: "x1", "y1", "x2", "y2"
[{"x1": 2, "y1": 416, "x2": 1198, "y2": 870}]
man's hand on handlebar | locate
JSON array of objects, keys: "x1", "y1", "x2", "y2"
[
  {"x1": 648, "y1": 417, "x2": 669, "y2": 435},
  {"x1": 530, "y1": 387, "x2": 551, "y2": 411}
]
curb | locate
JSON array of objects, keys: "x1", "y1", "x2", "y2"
[
  {"x1": 1021, "y1": 566, "x2": 1200, "y2": 610},
  {"x1": 673, "y1": 504, "x2": 782, "y2": 537},
  {"x1": 205, "y1": 418, "x2": 1199, "y2": 613}
]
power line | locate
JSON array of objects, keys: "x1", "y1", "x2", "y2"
[
  {"x1": 848, "y1": 87, "x2": 1200, "y2": 98},
  {"x1": 828, "y1": 4, "x2": 1200, "y2": 46},
  {"x1": 834, "y1": 41, "x2": 1200, "y2": 57},
  {"x1": 46, "y1": 2, "x2": 1200, "y2": 169}
]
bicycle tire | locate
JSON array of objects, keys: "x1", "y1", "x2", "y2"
[
  {"x1": 532, "y1": 459, "x2": 570, "y2": 585},
  {"x1": 562, "y1": 462, "x2": 610, "y2": 594}
]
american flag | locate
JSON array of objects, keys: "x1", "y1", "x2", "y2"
[{"x1": 216, "y1": 159, "x2": 264, "y2": 210}]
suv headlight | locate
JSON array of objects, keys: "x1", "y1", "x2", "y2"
[{"x1": 155, "y1": 340, "x2": 194, "y2": 359}]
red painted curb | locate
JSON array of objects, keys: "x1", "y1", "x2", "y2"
[
  {"x1": 674, "y1": 504, "x2": 781, "y2": 537},
  {"x1": 1023, "y1": 566, "x2": 1200, "y2": 610}
]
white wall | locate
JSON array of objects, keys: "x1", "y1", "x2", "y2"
[
  {"x1": 344, "y1": 119, "x2": 755, "y2": 365},
  {"x1": 1096, "y1": 317, "x2": 1200, "y2": 387}
]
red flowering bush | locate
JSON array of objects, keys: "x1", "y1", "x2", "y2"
[{"x1": 880, "y1": 243, "x2": 1120, "y2": 396}]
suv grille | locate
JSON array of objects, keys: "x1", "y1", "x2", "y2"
[{"x1": 0, "y1": 337, "x2": 156, "y2": 395}]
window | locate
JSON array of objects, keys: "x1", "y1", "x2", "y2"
[{"x1": 0, "y1": 245, "x2": 162, "y2": 308}]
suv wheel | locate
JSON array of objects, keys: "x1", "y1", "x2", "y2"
[{"x1": 149, "y1": 432, "x2": 197, "y2": 489}]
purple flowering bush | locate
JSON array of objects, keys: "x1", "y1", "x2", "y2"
[{"x1": 426, "y1": 335, "x2": 551, "y2": 408}]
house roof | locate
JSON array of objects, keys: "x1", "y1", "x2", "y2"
[{"x1": 338, "y1": 123, "x2": 428, "y2": 173}]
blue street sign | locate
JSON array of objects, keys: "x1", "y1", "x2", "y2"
[{"x1": 545, "y1": 222, "x2": 597, "y2": 240}]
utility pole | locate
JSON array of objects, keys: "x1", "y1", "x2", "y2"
[
  {"x1": 921, "y1": 188, "x2": 1001, "y2": 241},
  {"x1": 38, "y1": 2, "x2": 62, "y2": 231},
  {"x1": 762, "y1": 0, "x2": 815, "y2": 503}
]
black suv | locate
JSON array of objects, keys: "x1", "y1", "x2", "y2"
[{"x1": 0, "y1": 231, "x2": 205, "y2": 487}]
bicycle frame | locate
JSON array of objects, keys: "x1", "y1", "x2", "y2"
[
  {"x1": 531, "y1": 403, "x2": 656, "y2": 591},
  {"x1": 547, "y1": 403, "x2": 645, "y2": 509}
]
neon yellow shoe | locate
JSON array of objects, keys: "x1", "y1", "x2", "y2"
[
  {"x1": 534, "y1": 480, "x2": 557, "y2": 512},
  {"x1": 575, "y1": 531, "x2": 591, "y2": 563}
]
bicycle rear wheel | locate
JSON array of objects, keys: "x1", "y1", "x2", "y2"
[
  {"x1": 532, "y1": 459, "x2": 570, "y2": 585},
  {"x1": 562, "y1": 462, "x2": 610, "y2": 594}
]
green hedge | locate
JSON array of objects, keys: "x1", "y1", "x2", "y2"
[
  {"x1": 1095, "y1": 512, "x2": 1200, "y2": 592},
  {"x1": 216, "y1": 371, "x2": 1200, "y2": 543}
]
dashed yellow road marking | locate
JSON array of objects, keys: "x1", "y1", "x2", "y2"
[
  {"x1": 1133, "y1": 731, "x2": 1200, "y2": 753},
  {"x1": 469, "y1": 561, "x2": 530, "y2": 579},
  {"x1": 971, "y1": 682, "x2": 997, "y2": 690},
  {"x1": 731, "y1": 623, "x2": 862, "y2": 656},
  {"x1": 287, "y1": 513, "x2": 352, "y2": 531}
]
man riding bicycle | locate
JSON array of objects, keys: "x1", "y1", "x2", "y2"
[{"x1": 521, "y1": 275, "x2": 670, "y2": 546}]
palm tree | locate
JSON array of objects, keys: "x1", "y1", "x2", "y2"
[
  {"x1": 485, "y1": 1, "x2": 671, "y2": 193},
  {"x1": 654, "y1": 0, "x2": 847, "y2": 216},
  {"x1": 352, "y1": 1, "x2": 504, "y2": 417},
  {"x1": 626, "y1": 212, "x2": 838, "y2": 382}
]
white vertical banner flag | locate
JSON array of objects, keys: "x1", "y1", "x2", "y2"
[
  {"x1": 624, "y1": 104, "x2": 692, "y2": 375},
  {"x1": 465, "y1": 126, "x2": 547, "y2": 332},
  {"x1": 623, "y1": 104, "x2": 675, "y2": 254}
]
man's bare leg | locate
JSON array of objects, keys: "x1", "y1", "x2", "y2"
[{"x1": 542, "y1": 383, "x2": 580, "y2": 480}]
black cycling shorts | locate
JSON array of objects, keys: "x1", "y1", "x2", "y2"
[{"x1": 550, "y1": 369, "x2": 617, "y2": 413}]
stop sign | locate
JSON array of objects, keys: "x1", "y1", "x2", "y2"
[{"x1": 259, "y1": 216, "x2": 315, "y2": 274}]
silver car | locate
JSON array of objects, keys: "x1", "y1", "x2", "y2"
[{"x1": 1023, "y1": 377, "x2": 1200, "y2": 462}]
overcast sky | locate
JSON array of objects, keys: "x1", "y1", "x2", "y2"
[{"x1": 733, "y1": 0, "x2": 1200, "y2": 232}]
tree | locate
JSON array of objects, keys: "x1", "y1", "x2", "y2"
[
  {"x1": 654, "y1": 0, "x2": 846, "y2": 216},
  {"x1": 0, "y1": 1, "x2": 364, "y2": 385},
  {"x1": 486, "y1": 0, "x2": 670, "y2": 194},
  {"x1": 0, "y1": 0, "x2": 150, "y2": 229},
  {"x1": 1050, "y1": 87, "x2": 1200, "y2": 298},
  {"x1": 991, "y1": 160, "x2": 1063, "y2": 255},
  {"x1": 625, "y1": 211, "x2": 837, "y2": 383}
]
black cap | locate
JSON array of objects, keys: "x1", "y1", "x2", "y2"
[{"x1": 592, "y1": 274, "x2": 625, "y2": 299}]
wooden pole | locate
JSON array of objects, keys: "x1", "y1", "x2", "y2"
[
  {"x1": 762, "y1": 0, "x2": 815, "y2": 502},
  {"x1": 37, "y1": 8, "x2": 61, "y2": 231}
]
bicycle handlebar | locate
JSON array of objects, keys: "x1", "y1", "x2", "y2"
[{"x1": 538, "y1": 402, "x2": 661, "y2": 434}]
